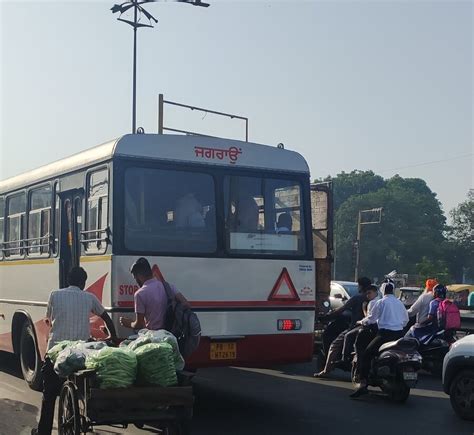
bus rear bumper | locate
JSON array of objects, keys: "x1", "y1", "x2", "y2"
[{"x1": 186, "y1": 333, "x2": 314, "y2": 368}]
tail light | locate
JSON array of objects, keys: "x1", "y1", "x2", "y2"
[{"x1": 277, "y1": 319, "x2": 302, "y2": 331}]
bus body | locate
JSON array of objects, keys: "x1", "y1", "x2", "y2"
[{"x1": 0, "y1": 134, "x2": 318, "y2": 388}]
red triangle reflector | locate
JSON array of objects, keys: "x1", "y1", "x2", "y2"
[{"x1": 268, "y1": 268, "x2": 300, "y2": 301}]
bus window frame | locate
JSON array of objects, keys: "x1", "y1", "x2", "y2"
[
  {"x1": 223, "y1": 174, "x2": 306, "y2": 256},
  {"x1": 121, "y1": 163, "x2": 219, "y2": 256},
  {"x1": 4, "y1": 190, "x2": 27, "y2": 259},
  {"x1": 52, "y1": 181, "x2": 60, "y2": 257},
  {"x1": 84, "y1": 165, "x2": 110, "y2": 255},
  {"x1": 27, "y1": 182, "x2": 53, "y2": 258},
  {"x1": 0, "y1": 196, "x2": 4, "y2": 261},
  {"x1": 113, "y1": 157, "x2": 313, "y2": 261}
]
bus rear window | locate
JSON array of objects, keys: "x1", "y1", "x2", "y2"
[
  {"x1": 124, "y1": 167, "x2": 216, "y2": 254},
  {"x1": 224, "y1": 176, "x2": 306, "y2": 256}
]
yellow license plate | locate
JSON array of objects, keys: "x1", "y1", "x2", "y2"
[{"x1": 210, "y1": 342, "x2": 237, "y2": 360}]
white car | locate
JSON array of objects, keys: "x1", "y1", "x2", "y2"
[
  {"x1": 442, "y1": 334, "x2": 474, "y2": 421},
  {"x1": 329, "y1": 281, "x2": 360, "y2": 310}
]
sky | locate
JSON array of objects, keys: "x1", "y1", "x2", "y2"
[{"x1": 0, "y1": 0, "x2": 472, "y2": 216}]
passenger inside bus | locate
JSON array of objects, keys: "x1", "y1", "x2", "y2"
[
  {"x1": 231, "y1": 197, "x2": 259, "y2": 232},
  {"x1": 175, "y1": 193, "x2": 205, "y2": 228},
  {"x1": 276, "y1": 212, "x2": 292, "y2": 233}
]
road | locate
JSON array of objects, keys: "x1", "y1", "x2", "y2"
[{"x1": 1, "y1": 351, "x2": 472, "y2": 435}]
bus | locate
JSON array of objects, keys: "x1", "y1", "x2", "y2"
[{"x1": 0, "y1": 134, "x2": 330, "y2": 389}]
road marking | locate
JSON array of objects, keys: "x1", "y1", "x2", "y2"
[{"x1": 234, "y1": 367, "x2": 449, "y2": 399}]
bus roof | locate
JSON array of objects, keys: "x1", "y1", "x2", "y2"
[{"x1": 0, "y1": 134, "x2": 310, "y2": 194}]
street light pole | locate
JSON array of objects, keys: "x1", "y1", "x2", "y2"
[
  {"x1": 111, "y1": 0, "x2": 210, "y2": 134},
  {"x1": 132, "y1": 0, "x2": 138, "y2": 134},
  {"x1": 354, "y1": 210, "x2": 362, "y2": 282},
  {"x1": 354, "y1": 207, "x2": 383, "y2": 281}
]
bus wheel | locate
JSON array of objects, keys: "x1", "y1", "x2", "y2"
[{"x1": 20, "y1": 321, "x2": 43, "y2": 391}]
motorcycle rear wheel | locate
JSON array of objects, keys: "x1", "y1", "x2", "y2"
[{"x1": 382, "y1": 381, "x2": 410, "y2": 403}]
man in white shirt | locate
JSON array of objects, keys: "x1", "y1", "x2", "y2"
[
  {"x1": 32, "y1": 267, "x2": 118, "y2": 435},
  {"x1": 405, "y1": 278, "x2": 437, "y2": 336},
  {"x1": 351, "y1": 281, "x2": 409, "y2": 398}
]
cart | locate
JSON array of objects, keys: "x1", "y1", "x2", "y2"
[{"x1": 58, "y1": 369, "x2": 194, "y2": 435}]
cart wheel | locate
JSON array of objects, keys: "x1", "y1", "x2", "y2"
[{"x1": 58, "y1": 381, "x2": 81, "y2": 435}]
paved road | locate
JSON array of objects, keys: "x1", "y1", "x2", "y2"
[{"x1": 1, "y1": 351, "x2": 472, "y2": 435}]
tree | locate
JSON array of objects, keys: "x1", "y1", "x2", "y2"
[
  {"x1": 317, "y1": 170, "x2": 386, "y2": 211},
  {"x1": 446, "y1": 190, "x2": 474, "y2": 281},
  {"x1": 416, "y1": 256, "x2": 452, "y2": 284},
  {"x1": 334, "y1": 175, "x2": 446, "y2": 281}
]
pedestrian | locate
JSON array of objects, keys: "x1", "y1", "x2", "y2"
[
  {"x1": 31, "y1": 267, "x2": 118, "y2": 435},
  {"x1": 119, "y1": 257, "x2": 190, "y2": 331},
  {"x1": 313, "y1": 277, "x2": 372, "y2": 378},
  {"x1": 350, "y1": 280, "x2": 409, "y2": 398}
]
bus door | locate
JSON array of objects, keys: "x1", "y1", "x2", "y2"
[
  {"x1": 310, "y1": 182, "x2": 333, "y2": 309},
  {"x1": 59, "y1": 190, "x2": 84, "y2": 288}
]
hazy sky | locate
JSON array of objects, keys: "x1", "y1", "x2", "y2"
[{"x1": 1, "y1": 0, "x2": 472, "y2": 215}]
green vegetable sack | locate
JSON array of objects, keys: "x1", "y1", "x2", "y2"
[
  {"x1": 86, "y1": 347, "x2": 137, "y2": 389},
  {"x1": 47, "y1": 341, "x2": 81, "y2": 363},
  {"x1": 134, "y1": 343, "x2": 178, "y2": 387}
]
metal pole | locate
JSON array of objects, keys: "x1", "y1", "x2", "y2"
[
  {"x1": 158, "y1": 93, "x2": 164, "y2": 134},
  {"x1": 354, "y1": 210, "x2": 362, "y2": 281},
  {"x1": 132, "y1": 1, "x2": 138, "y2": 134}
]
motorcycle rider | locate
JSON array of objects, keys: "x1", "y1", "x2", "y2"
[
  {"x1": 406, "y1": 278, "x2": 438, "y2": 326},
  {"x1": 314, "y1": 277, "x2": 372, "y2": 378},
  {"x1": 351, "y1": 280, "x2": 409, "y2": 398},
  {"x1": 338, "y1": 284, "x2": 380, "y2": 370},
  {"x1": 406, "y1": 284, "x2": 447, "y2": 343}
]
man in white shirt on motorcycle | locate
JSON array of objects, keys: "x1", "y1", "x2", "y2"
[{"x1": 351, "y1": 280, "x2": 409, "y2": 398}]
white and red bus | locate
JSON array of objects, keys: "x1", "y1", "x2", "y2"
[{"x1": 0, "y1": 134, "x2": 323, "y2": 389}]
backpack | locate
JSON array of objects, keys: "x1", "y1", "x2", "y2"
[
  {"x1": 437, "y1": 299, "x2": 461, "y2": 331},
  {"x1": 163, "y1": 281, "x2": 201, "y2": 359}
]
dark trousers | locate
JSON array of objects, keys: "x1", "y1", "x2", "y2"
[
  {"x1": 360, "y1": 329, "x2": 403, "y2": 380},
  {"x1": 38, "y1": 358, "x2": 63, "y2": 435}
]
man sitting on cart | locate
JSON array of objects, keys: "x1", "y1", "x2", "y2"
[
  {"x1": 32, "y1": 267, "x2": 118, "y2": 435},
  {"x1": 119, "y1": 257, "x2": 190, "y2": 331}
]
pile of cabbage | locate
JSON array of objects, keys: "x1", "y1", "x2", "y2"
[{"x1": 45, "y1": 329, "x2": 183, "y2": 389}]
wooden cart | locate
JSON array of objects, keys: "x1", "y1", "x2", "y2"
[{"x1": 58, "y1": 370, "x2": 194, "y2": 435}]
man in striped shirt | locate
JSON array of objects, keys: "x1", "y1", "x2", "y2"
[{"x1": 32, "y1": 267, "x2": 117, "y2": 435}]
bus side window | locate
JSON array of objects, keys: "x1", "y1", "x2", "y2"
[
  {"x1": 6, "y1": 193, "x2": 26, "y2": 257},
  {"x1": 0, "y1": 197, "x2": 4, "y2": 260},
  {"x1": 53, "y1": 184, "x2": 60, "y2": 255},
  {"x1": 86, "y1": 169, "x2": 109, "y2": 253},
  {"x1": 28, "y1": 185, "x2": 52, "y2": 256}
]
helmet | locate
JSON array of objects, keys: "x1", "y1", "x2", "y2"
[
  {"x1": 425, "y1": 278, "x2": 438, "y2": 291},
  {"x1": 433, "y1": 284, "x2": 447, "y2": 299}
]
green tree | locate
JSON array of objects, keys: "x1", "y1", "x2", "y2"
[
  {"x1": 318, "y1": 170, "x2": 386, "y2": 211},
  {"x1": 334, "y1": 176, "x2": 446, "y2": 281},
  {"x1": 416, "y1": 256, "x2": 452, "y2": 284},
  {"x1": 446, "y1": 190, "x2": 474, "y2": 281}
]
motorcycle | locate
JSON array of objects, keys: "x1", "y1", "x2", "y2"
[
  {"x1": 314, "y1": 304, "x2": 350, "y2": 371},
  {"x1": 352, "y1": 337, "x2": 423, "y2": 402},
  {"x1": 417, "y1": 329, "x2": 456, "y2": 376}
]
